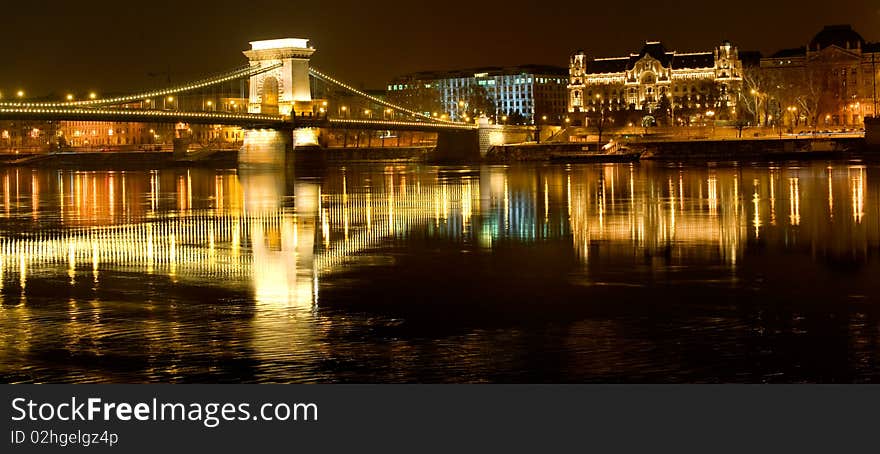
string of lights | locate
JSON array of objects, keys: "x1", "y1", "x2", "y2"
[
  {"x1": 0, "y1": 63, "x2": 283, "y2": 108},
  {"x1": 309, "y1": 67, "x2": 469, "y2": 126}
]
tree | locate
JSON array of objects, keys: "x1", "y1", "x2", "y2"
[
  {"x1": 655, "y1": 95, "x2": 672, "y2": 126},
  {"x1": 733, "y1": 118, "x2": 749, "y2": 138},
  {"x1": 739, "y1": 66, "x2": 773, "y2": 125},
  {"x1": 763, "y1": 66, "x2": 822, "y2": 128},
  {"x1": 587, "y1": 106, "x2": 609, "y2": 144},
  {"x1": 506, "y1": 110, "x2": 527, "y2": 125},
  {"x1": 464, "y1": 85, "x2": 495, "y2": 118}
]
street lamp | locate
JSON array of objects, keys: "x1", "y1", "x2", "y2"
[
  {"x1": 786, "y1": 106, "x2": 798, "y2": 128},
  {"x1": 66, "y1": 94, "x2": 74, "y2": 101},
  {"x1": 750, "y1": 89, "x2": 759, "y2": 125},
  {"x1": 89, "y1": 92, "x2": 97, "y2": 100},
  {"x1": 16, "y1": 90, "x2": 24, "y2": 99},
  {"x1": 706, "y1": 110, "x2": 715, "y2": 135},
  {"x1": 501, "y1": 115, "x2": 508, "y2": 124},
  {"x1": 667, "y1": 92, "x2": 675, "y2": 127}
]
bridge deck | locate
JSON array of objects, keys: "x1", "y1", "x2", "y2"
[{"x1": 0, "y1": 108, "x2": 477, "y2": 131}]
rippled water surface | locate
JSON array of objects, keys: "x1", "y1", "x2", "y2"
[{"x1": 2, "y1": 159, "x2": 880, "y2": 383}]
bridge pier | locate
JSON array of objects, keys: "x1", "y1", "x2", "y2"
[
  {"x1": 172, "y1": 138, "x2": 192, "y2": 160},
  {"x1": 867, "y1": 117, "x2": 880, "y2": 149},
  {"x1": 434, "y1": 130, "x2": 480, "y2": 162},
  {"x1": 239, "y1": 129, "x2": 293, "y2": 167},
  {"x1": 172, "y1": 124, "x2": 193, "y2": 160}
]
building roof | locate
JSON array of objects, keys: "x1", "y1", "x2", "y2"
[
  {"x1": 670, "y1": 53, "x2": 714, "y2": 69},
  {"x1": 636, "y1": 42, "x2": 673, "y2": 66},
  {"x1": 393, "y1": 64, "x2": 567, "y2": 82},
  {"x1": 582, "y1": 41, "x2": 717, "y2": 74},
  {"x1": 739, "y1": 50, "x2": 763, "y2": 66},
  {"x1": 810, "y1": 25, "x2": 865, "y2": 50},
  {"x1": 863, "y1": 42, "x2": 880, "y2": 53},
  {"x1": 585, "y1": 58, "x2": 629, "y2": 74},
  {"x1": 769, "y1": 46, "x2": 806, "y2": 58}
]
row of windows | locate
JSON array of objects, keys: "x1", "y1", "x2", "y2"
[{"x1": 389, "y1": 75, "x2": 566, "y2": 92}]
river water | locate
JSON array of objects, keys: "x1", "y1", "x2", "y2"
[{"x1": 1, "y1": 158, "x2": 880, "y2": 383}]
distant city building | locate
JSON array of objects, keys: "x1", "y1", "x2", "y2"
[
  {"x1": 388, "y1": 65, "x2": 568, "y2": 123},
  {"x1": 568, "y1": 41, "x2": 744, "y2": 125},
  {"x1": 760, "y1": 25, "x2": 880, "y2": 127}
]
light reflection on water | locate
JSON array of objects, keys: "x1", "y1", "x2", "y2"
[{"x1": 1, "y1": 157, "x2": 880, "y2": 382}]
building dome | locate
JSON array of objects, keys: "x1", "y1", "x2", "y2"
[{"x1": 809, "y1": 25, "x2": 864, "y2": 50}]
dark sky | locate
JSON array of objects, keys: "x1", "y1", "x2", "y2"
[{"x1": 2, "y1": 0, "x2": 878, "y2": 96}]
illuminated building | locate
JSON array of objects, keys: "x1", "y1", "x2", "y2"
[
  {"x1": 388, "y1": 65, "x2": 568, "y2": 123},
  {"x1": 761, "y1": 25, "x2": 880, "y2": 126},
  {"x1": 567, "y1": 41, "x2": 743, "y2": 124}
]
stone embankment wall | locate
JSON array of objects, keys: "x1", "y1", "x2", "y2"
[
  {"x1": 485, "y1": 143, "x2": 598, "y2": 162},
  {"x1": 867, "y1": 117, "x2": 880, "y2": 147},
  {"x1": 640, "y1": 138, "x2": 862, "y2": 160},
  {"x1": 320, "y1": 146, "x2": 434, "y2": 161}
]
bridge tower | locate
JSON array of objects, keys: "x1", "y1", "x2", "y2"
[{"x1": 243, "y1": 38, "x2": 316, "y2": 117}]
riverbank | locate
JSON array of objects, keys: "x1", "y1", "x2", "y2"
[
  {"x1": 0, "y1": 150, "x2": 239, "y2": 169},
  {"x1": 1, "y1": 137, "x2": 874, "y2": 169},
  {"x1": 487, "y1": 136, "x2": 870, "y2": 162},
  {"x1": 639, "y1": 136, "x2": 864, "y2": 160}
]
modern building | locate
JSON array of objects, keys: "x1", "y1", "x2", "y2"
[
  {"x1": 761, "y1": 25, "x2": 880, "y2": 127},
  {"x1": 388, "y1": 65, "x2": 568, "y2": 123},
  {"x1": 567, "y1": 41, "x2": 744, "y2": 125}
]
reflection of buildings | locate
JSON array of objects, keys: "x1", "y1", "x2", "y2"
[
  {"x1": 0, "y1": 163, "x2": 486, "y2": 310},
  {"x1": 0, "y1": 162, "x2": 877, "y2": 307},
  {"x1": 1, "y1": 160, "x2": 879, "y2": 384}
]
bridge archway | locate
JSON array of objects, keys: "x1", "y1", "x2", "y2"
[
  {"x1": 261, "y1": 76, "x2": 280, "y2": 114},
  {"x1": 244, "y1": 38, "x2": 315, "y2": 117}
]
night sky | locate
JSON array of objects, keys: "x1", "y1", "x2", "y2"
[{"x1": 1, "y1": 0, "x2": 877, "y2": 96}]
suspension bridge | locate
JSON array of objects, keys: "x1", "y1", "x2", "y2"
[{"x1": 0, "y1": 38, "x2": 491, "y2": 158}]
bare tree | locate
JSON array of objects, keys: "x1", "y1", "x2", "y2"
[
  {"x1": 768, "y1": 66, "x2": 822, "y2": 128},
  {"x1": 739, "y1": 66, "x2": 774, "y2": 124}
]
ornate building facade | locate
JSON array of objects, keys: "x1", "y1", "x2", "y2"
[
  {"x1": 760, "y1": 25, "x2": 879, "y2": 127},
  {"x1": 568, "y1": 41, "x2": 743, "y2": 125}
]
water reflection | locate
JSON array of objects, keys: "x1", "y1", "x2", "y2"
[{"x1": 1, "y1": 155, "x2": 880, "y2": 382}]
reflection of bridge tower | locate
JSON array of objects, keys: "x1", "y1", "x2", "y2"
[
  {"x1": 240, "y1": 169, "x2": 318, "y2": 309},
  {"x1": 243, "y1": 39, "x2": 315, "y2": 117}
]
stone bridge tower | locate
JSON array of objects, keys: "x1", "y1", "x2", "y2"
[{"x1": 243, "y1": 38, "x2": 315, "y2": 117}]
